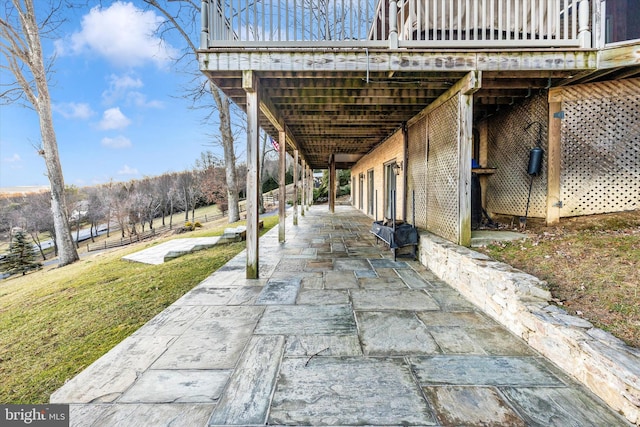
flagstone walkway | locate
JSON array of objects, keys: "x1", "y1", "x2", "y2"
[
  {"x1": 51, "y1": 205, "x2": 631, "y2": 426},
  {"x1": 122, "y1": 237, "x2": 221, "y2": 265}
]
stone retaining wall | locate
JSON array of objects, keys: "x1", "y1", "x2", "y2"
[{"x1": 419, "y1": 231, "x2": 640, "y2": 425}]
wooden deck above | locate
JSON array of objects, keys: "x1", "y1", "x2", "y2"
[
  {"x1": 198, "y1": 0, "x2": 640, "y2": 168},
  {"x1": 200, "y1": 48, "x2": 607, "y2": 168}
]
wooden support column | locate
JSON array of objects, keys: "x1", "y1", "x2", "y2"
[
  {"x1": 293, "y1": 150, "x2": 299, "y2": 225},
  {"x1": 308, "y1": 167, "x2": 313, "y2": 209},
  {"x1": 301, "y1": 160, "x2": 306, "y2": 216},
  {"x1": 278, "y1": 129, "x2": 286, "y2": 243},
  {"x1": 243, "y1": 71, "x2": 260, "y2": 279},
  {"x1": 329, "y1": 155, "x2": 336, "y2": 213},
  {"x1": 547, "y1": 93, "x2": 563, "y2": 225},
  {"x1": 458, "y1": 91, "x2": 473, "y2": 247},
  {"x1": 478, "y1": 121, "x2": 490, "y2": 210}
]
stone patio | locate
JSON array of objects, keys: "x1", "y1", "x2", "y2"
[
  {"x1": 121, "y1": 237, "x2": 221, "y2": 265},
  {"x1": 51, "y1": 205, "x2": 631, "y2": 426}
]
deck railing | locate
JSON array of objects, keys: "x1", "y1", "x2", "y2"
[{"x1": 200, "y1": 0, "x2": 593, "y2": 48}]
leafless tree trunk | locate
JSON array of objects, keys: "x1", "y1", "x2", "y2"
[
  {"x1": 0, "y1": 0, "x2": 79, "y2": 266},
  {"x1": 143, "y1": 0, "x2": 240, "y2": 223},
  {"x1": 211, "y1": 85, "x2": 240, "y2": 222}
]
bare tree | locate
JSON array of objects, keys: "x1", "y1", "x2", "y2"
[
  {"x1": 197, "y1": 151, "x2": 229, "y2": 213},
  {"x1": 143, "y1": 0, "x2": 241, "y2": 223},
  {"x1": 137, "y1": 177, "x2": 162, "y2": 231},
  {"x1": 24, "y1": 191, "x2": 55, "y2": 259},
  {"x1": 0, "y1": 0, "x2": 79, "y2": 266},
  {"x1": 156, "y1": 172, "x2": 180, "y2": 229},
  {"x1": 175, "y1": 170, "x2": 200, "y2": 222},
  {"x1": 85, "y1": 186, "x2": 107, "y2": 243}
]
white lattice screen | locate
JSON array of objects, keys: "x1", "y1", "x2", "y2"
[
  {"x1": 486, "y1": 92, "x2": 549, "y2": 217},
  {"x1": 560, "y1": 80, "x2": 640, "y2": 216},
  {"x1": 426, "y1": 95, "x2": 460, "y2": 242},
  {"x1": 407, "y1": 117, "x2": 428, "y2": 229}
]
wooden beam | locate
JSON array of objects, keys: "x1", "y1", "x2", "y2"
[
  {"x1": 247, "y1": 76, "x2": 312, "y2": 167},
  {"x1": 549, "y1": 78, "x2": 640, "y2": 102},
  {"x1": 408, "y1": 71, "x2": 481, "y2": 127},
  {"x1": 547, "y1": 100, "x2": 562, "y2": 226},
  {"x1": 598, "y1": 42, "x2": 640, "y2": 69},
  {"x1": 260, "y1": 77, "x2": 455, "y2": 90},
  {"x1": 278, "y1": 129, "x2": 286, "y2": 243},
  {"x1": 267, "y1": 87, "x2": 445, "y2": 99},
  {"x1": 270, "y1": 96, "x2": 439, "y2": 105},
  {"x1": 200, "y1": 50, "x2": 596, "y2": 74},
  {"x1": 244, "y1": 70, "x2": 260, "y2": 279}
]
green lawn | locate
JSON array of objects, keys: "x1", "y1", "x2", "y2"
[{"x1": 0, "y1": 215, "x2": 277, "y2": 403}]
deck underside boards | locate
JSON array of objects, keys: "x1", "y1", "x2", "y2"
[{"x1": 199, "y1": 48, "x2": 639, "y2": 169}]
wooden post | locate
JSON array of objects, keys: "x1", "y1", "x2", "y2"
[
  {"x1": 478, "y1": 121, "x2": 489, "y2": 210},
  {"x1": 243, "y1": 70, "x2": 260, "y2": 279},
  {"x1": 458, "y1": 92, "x2": 473, "y2": 247},
  {"x1": 278, "y1": 129, "x2": 286, "y2": 243},
  {"x1": 293, "y1": 149, "x2": 299, "y2": 225},
  {"x1": 547, "y1": 96, "x2": 563, "y2": 225},
  {"x1": 329, "y1": 155, "x2": 336, "y2": 213},
  {"x1": 308, "y1": 167, "x2": 313, "y2": 209},
  {"x1": 301, "y1": 160, "x2": 306, "y2": 216}
]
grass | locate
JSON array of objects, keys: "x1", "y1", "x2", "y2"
[
  {"x1": 0, "y1": 215, "x2": 278, "y2": 404},
  {"x1": 479, "y1": 210, "x2": 640, "y2": 348}
]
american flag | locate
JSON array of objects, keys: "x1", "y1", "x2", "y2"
[{"x1": 270, "y1": 137, "x2": 279, "y2": 151}]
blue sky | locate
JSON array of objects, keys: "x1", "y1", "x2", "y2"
[{"x1": 1, "y1": 1, "x2": 227, "y2": 189}]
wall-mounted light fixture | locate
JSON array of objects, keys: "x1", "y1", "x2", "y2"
[{"x1": 392, "y1": 161, "x2": 403, "y2": 175}]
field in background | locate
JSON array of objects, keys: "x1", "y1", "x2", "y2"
[{"x1": 0, "y1": 215, "x2": 278, "y2": 403}]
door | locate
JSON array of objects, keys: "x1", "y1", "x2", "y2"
[{"x1": 384, "y1": 162, "x2": 397, "y2": 219}]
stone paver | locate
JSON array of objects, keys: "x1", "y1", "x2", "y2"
[
  {"x1": 122, "y1": 237, "x2": 221, "y2": 265},
  {"x1": 51, "y1": 206, "x2": 632, "y2": 427}
]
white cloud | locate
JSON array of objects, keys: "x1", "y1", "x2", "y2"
[
  {"x1": 98, "y1": 107, "x2": 131, "y2": 130},
  {"x1": 118, "y1": 164, "x2": 139, "y2": 176},
  {"x1": 102, "y1": 73, "x2": 143, "y2": 104},
  {"x1": 127, "y1": 92, "x2": 164, "y2": 109},
  {"x1": 52, "y1": 102, "x2": 95, "y2": 119},
  {"x1": 3, "y1": 153, "x2": 21, "y2": 163},
  {"x1": 102, "y1": 73, "x2": 164, "y2": 108},
  {"x1": 57, "y1": 2, "x2": 178, "y2": 68},
  {"x1": 101, "y1": 135, "x2": 132, "y2": 149}
]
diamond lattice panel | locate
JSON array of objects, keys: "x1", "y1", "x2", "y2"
[
  {"x1": 426, "y1": 95, "x2": 460, "y2": 242},
  {"x1": 561, "y1": 92, "x2": 640, "y2": 216},
  {"x1": 486, "y1": 92, "x2": 548, "y2": 217},
  {"x1": 408, "y1": 116, "x2": 428, "y2": 229}
]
